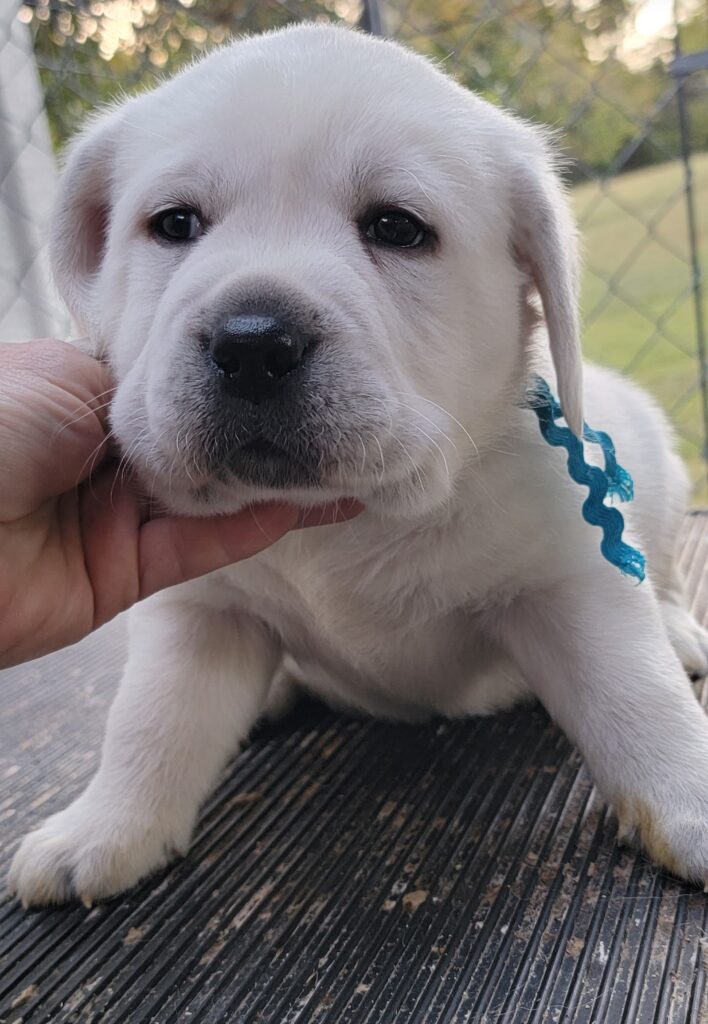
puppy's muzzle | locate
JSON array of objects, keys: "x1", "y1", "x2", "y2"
[
  {"x1": 189, "y1": 290, "x2": 332, "y2": 489},
  {"x1": 207, "y1": 311, "x2": 315, "y2": 405}
]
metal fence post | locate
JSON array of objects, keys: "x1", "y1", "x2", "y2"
[
  {"x1": 359, "y1": 0, "x2": 385, "y2": 36},
  {"x1": 670, "y1": 42, "x2": 708, "y2": 484}
]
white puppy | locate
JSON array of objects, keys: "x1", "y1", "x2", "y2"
[{"x1": 9, "y1": 23, "x2": 708, "y2": 906}]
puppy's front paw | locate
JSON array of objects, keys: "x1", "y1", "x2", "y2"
[
  {"x1": 8, "y1": 799, "x2": 190, "y2": 907},
  {"x1": 616, "y1": 794, "x2": 708, "y2": 886}
]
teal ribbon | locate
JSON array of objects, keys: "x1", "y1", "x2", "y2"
[{"x1": 526, "y1": 376, "x2": 646, "y2": 583}]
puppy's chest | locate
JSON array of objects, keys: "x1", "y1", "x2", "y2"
[{"x1": 216, "y1": 532, "x2": 504, "y2": 692}]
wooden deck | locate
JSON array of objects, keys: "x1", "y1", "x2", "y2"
[{"x1": 1, "y1": 515, "x2": 706, "y2": 1023}]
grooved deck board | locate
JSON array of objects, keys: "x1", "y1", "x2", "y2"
[{"x1": 1, "y1": 515, "x2": 707, "y2": 1023}]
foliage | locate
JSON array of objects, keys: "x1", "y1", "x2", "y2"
[
  {"x1": 384, "y1": 0, "x2": 708, "y2": 179},
  {"x1": 16, "y1": 0, "x2": 708, "y2": 493},
  {"x1": 23, "y1": 0, "x2": 357, "y2": 149},
  {"x1": 21, "y1": 0, "x2": 708, "y2": 176}
]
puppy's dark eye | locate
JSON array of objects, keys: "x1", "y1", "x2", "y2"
[
  {"x1": 366, "y1": 209, "x2": 426, "y2": 248},
  {"x1": 150, "y1": 207, "x2": 203, "y2": 243}
]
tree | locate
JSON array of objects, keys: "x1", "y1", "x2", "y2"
[{"x1": 21, "y1": 0, "x2": 707, "y2": 174}]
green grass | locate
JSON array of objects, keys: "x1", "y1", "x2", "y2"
[{"x1": 571, "y1": 154, "x2": 708, "y2": 503}]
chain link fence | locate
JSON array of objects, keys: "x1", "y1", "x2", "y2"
[{"x1": 1, "y1": 0, "x2": 707, "y2": 498}]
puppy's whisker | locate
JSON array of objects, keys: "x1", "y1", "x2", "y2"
[
  {"x1": 466, "y1": 464, "x2": 507, "y2": 514},
  {"x1": 135, "y1": 426, "x2": 171, "y2": 504},
  {"x1": 76, "y1": 427, "x2": 118, "y2": 498},
  {"x1": 53, "y1": 394, "x2": 117, "y2": 440},
  {"x1": 407, "y1": 423, "x2": 451, "y2": 488},
  {"x1": 75, "y1": 425, "x2": 114, "y2": 477},
  {"x1": 59, "y1": 383, "x2": 117, "y2": 418},
  {"x1": 114, "y1": 435, "x2": 144, "y2": 499},
  {"x1": 368, "y1": 430, "x2": 386, "y2": 487},
  {"x1": 354, "y1": 429, "x2": 369, "y2": 496},
  {"x1": 384, "y1": 428, "x2": 426, "y2": 496},
  {"x1": 390, "y1": 391, "x2": 481, "y2": 463},
  {"x1": 182, "y1": 431, "x2": 198, "y2": 487},
  {"x1": 167, "y1": 450, "x2": 177, "y2": 497},
  {"x1": 394, "y1": 166, "x2": 435, "y2": 205},
  {"x1": 483, "y1": 444, "x2": 519, "y2": 458},
  {"x1": 112, "y1": 422, "x2": 151, "y2": 502},
  {"x1": 358, "y1": 433, "x2": 368, "y2": 477},
  {"x1": 394, "y1": 400, "x2": 460, "y2": 456},
  {"x1": 316, "y1": 428, "x2": 328, "y2": 477},
  {"x1": 109, "y1": 449, "x2": 133, "y2": 508},
  {"x1": 191, "y1": 443, "x2": 206, "y2": 485},
  {"x1": 249, "y1": 503, "x2": 278, "y2": 545},
  {"x1": 143, "y1": 425, "x2": 176, "y2": 497}
]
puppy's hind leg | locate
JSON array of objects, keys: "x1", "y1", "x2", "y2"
[
  {"x1": 263, "y1": 656, "x2": 302, "y2": 721},
  {"x1": 635, "y1": 444, "x2": 706, "y2": 678},
  {"x1": 660, "y1": 591, "x2": 708, "y2": 680},
  {"x1": 8, "y1": 593, "x2": 280, "y2": 907},
  {"x1": 655, "y1": 545, "x2": 708, "y2": 679}
]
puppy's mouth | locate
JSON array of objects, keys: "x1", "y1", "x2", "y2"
[
  {"x1": 225, "y1": 434, "x2": 319, "y2": 488},
  {"x1": 240, "y1": 437, "x2": 290, "y2": 459}
]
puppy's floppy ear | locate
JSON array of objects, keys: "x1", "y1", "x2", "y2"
[
  {"x1": 510, "y1": 150, "x2": 583, "y2": 436},
  {"x1": 50, "y1": 111, "x2": 121, "y2": 340}
]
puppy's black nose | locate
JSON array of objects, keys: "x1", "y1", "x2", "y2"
[{"x1": 208, "y1": 314, "x2": 309, "y2": 403}]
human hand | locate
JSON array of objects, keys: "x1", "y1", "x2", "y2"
[{"x1": 0, "y1": 339, "x2": 360, "y2": 668}]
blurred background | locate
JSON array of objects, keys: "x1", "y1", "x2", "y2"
[{"x1": 1, "y1": 0, "x2": 706, "y2": 498}]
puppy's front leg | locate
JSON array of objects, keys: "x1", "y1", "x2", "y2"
[
  {"x1": 500, "y1": 571, "x2": 708, "y2": 883},
  {"x1": 9, "y1": 593, "x2": 280, "y2": 906}
]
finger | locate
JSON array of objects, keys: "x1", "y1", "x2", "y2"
[
  {"x1": 1, "y1": 340, "x2": 115, "y2": 521},
  {"x1": 4, "y1": 339, "x2": 114, "y2": 429},
  {"x1": 138, "y1": 503, "x2": 301, "y2": 598},
  {"x1": 80, "y1": 466, "x2": 143, "y2": 628}
]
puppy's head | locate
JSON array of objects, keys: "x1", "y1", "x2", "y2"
[{"x1": 52, "y1": 23, "x2": 582, "y2": 518}]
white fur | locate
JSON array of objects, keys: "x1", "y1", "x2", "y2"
[{"x1": 9, "y1": 24, "x2": 708, "y2": 905}]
